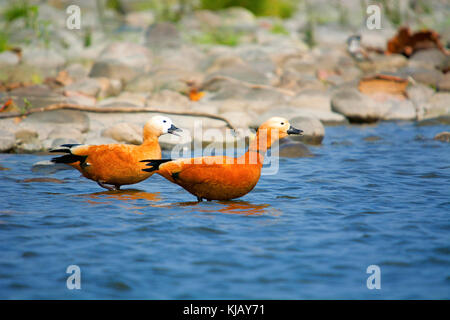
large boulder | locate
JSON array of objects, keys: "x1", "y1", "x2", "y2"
[
  {"x1": 331, "y1": 88, "x2": 389, "y2": 123},
  {"x1": 145, "y1": 22, "x2": 181, "y2": 49},
  {"x1": 0, "y1": 130, "x2": 15, "y2": 152},
  {"x1": 22, "y1": 110, "x2": 90, "y2": 133},
  {"x1": 102, "y1": 122, "x2": 142, "y2": 145},
  {"x1": 89, "y1": 42, "x2": 153, "y2": 83}
]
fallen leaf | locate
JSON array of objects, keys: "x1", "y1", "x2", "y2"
[{"x1": 386, "y1": 26, "x2": 449, "y2": 57}]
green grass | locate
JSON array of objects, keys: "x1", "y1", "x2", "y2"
[
  {"x1": 199, "y1": 0, "x2": 297, "y2": 18},
  {"x1": 191, "y1": 28, "x2": 242, "y2": 46},
  {"x1": 270, "y1": 22, "x2": 289, "y2": 35},
  {"x1": 0, "y1": 31, "x2": 11, "y2": 53},
  {"x1": 3, "y1": 1, "x2": 39, "y2": 28}
]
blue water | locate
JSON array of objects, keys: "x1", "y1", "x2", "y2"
[{"x1": 0, "y1": 122, "x2": 449, "y2": 299}]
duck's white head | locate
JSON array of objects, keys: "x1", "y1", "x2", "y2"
[{"x1": 144, "y1": 116, "x2": 181, "y2": 139}]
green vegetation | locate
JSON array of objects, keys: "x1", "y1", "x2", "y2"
[
  {"x1": 3, "y1": 1, "x2": 39, "y2": 28},
  {"x1": 191, "y1": 28, "x2": 242, "y2": 46},
  {"x1": 1, "y1": 1, "x2": 52, "y2": 48},
  {"x1": 0, "y1": 31, "x2": 11, "y2": 53},
  {"x1": 270, "y1": 22, "x2": 289, "y2": 35},
  {"x1": 199, "y1": 0, "x2": 296, "y2": 18}
]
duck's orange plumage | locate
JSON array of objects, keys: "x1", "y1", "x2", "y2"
[
  {"x1": 51, "y1": 116, "x2": 180, "y2": 190},
  {"x1": 142, "y1": 117, "x2": 302, "y2": 201}
]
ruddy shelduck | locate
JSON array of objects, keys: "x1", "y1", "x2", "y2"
[
  {"x1": 51, "y1": 116, "x2": 181, "y2": 190},
  {"x1": 141, "y1": 117, "x2": 302, "y2": 201}
]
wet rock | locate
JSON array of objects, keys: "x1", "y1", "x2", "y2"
[
  {"x1": 331, "y1": 88, "x2": 389, "y2": 123},
  {"x1": 289, "y1": 116, "x2": 325, "y2": 145},
  {"x1": 145, "y1": 22, "x2": 181, "y2": 49},
  {"x1": 31, "y1": 160, "x2": 71, "y2": 174},
  {"x1": 23, "y1": 109, "x2": 90, "y2": 134},
  {"x1": 278, "y1": 139, "x2": 312, "y2": 158},
  {"x1": 0, "y1": 130, "x2": 15, "y2": 152},
  {"x1": 434, "y1": 132, "x2": 450, "y2": 143},
  {"x1": 102, "y1": 122, "x2": 142, "y2": 145},
  {"x1": 89, "y1": 42, "x2": 153, "y2": 82}
]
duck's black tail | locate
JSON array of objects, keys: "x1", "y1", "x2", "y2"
[
  {"x1": 50, "y1": 144, "x2": 86, "y2": 165},
  {"x1": 51, "y1": 154, "x2": 87, "y2": 164},
  {"x1": 141, "y1": 159, "x2": 172, "y2": 172}
]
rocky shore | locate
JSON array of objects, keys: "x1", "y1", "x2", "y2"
[{"x1": 0, "y1": 1, "x2": 449, "y2": 157}]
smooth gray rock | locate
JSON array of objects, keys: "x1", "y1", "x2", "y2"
[
  {"x1": 0, "y1": 130, "x2": 15, "y2": 152},
  {"x1": 22, "y1": 110, "x2": 90, "y2": 133},
  {"x1": 331, "y1": 88, "x2": 389, "y2": 123},
  {"x1": 89, "y1": 42, "x2": 153, "y2": 82}
]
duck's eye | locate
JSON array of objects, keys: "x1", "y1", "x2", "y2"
[
  {"x1": 281, "y1": 122, "x2": 284, "y2": 125},
  {"x1": 163, "y1": 120, "x2": 167, "y2": 123}
]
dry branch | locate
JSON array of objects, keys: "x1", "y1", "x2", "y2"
[{"x1": 0, "y1": 103, "x2": 236, "y2": 130}]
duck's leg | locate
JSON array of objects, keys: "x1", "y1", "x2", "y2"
[
  {"x1": 197, "y1": 196, "x2": 203, "y2": 202},
  {"x1": 97, "y1": 181, "x2": 116, "y2": 191}
]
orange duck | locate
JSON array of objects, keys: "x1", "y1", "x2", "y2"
[
  {"x1": 51, "y1": 116, "x2": 181, "y2": 191},
  {"x1": 141, "y1": 117, "x2": 302, "y2": 201}
]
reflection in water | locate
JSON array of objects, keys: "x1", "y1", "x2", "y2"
[
  {"x1": 166, "y1": 200, "x2": 281, "y2": 216},
  {"x1": 216, "y1": 201, "x2": 277, "y2": 216},
  {"x1": 86, "y1": 189, "x2": 162, "y2": 202},
  {"x1": 79, "y1": 189, "x2": 162, "y2": 214}
]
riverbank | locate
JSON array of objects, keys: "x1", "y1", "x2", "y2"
[{"x1": 0, "y1": 1, "x2": 449, "y2": 156}]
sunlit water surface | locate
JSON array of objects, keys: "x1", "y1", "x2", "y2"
[{"x1": 0, "y1": 122, "x2": 449, "y2": 299}]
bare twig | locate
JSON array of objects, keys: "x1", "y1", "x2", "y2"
[{"x1": 0, "y1": 103, "x2": 236, "y2": 130}]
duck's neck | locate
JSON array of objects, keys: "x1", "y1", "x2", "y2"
[
  {"x1": 141, "y1": 128, "x2": 160, "y2": 148},
  {"x1": 240, "y1": 131, "x2": 273, "y2": 165}
]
